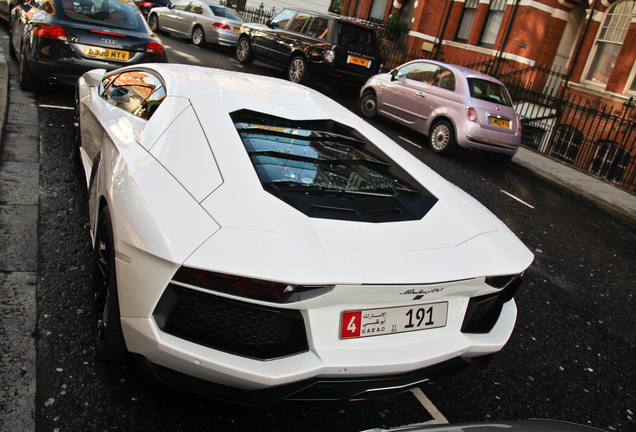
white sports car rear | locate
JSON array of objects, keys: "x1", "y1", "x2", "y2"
[{"x1": 75, "y1": 63, "x2": 533, "y2": 406}]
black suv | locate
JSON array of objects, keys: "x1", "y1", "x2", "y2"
[{"x1": 236, "y1": 8, "x2": 383, "y2": 86}]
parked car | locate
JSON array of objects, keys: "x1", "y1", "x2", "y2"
[
  {"x1": 10, "y1": 0, "x2": 167, "y2": 91},
  {"x1": 75, "y1": 63, "x2": 533, "y2": 406},
  {"x1": 133, "y1": 0, "x2": 171, "y2": 18},
  {"x1": 147, "y1": 0, "x2": 243, "y2": 47},
  {"x1": 236, "y1": 8, "x2": 384, "y2": 85},
  {"x1": 359, "y1": 60, "x2": 522, "y2": 163}
]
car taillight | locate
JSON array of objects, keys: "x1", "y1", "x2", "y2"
[
  {"x1": 172, "y1": 267, "x2": 334, "y2": 303},
  {"x1": 323, "y1": 50, "x2": 335, "y2": 63},
  {"x1": 31, "y1": 24, "x2": 67, "y2": 41},
  {"x1": 146, "y1": 41, "x2": 165, "y2": 54},
  {"x1": 213, "y1": 22, "x2": 231, "y2": 30},
  {"x1": 139, "y1": 1, "x2": 152, "y2": 6},
  {"x1": 467, "y1": 106, "x2": 478, "y2": 123}
]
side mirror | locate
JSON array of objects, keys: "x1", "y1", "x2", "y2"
[
  {"x1": 266, "y1": 20, "x2": 278, "y2": 29},
  {"x1": 390, "y1": 69, "x2": 398, "y2": 81}
]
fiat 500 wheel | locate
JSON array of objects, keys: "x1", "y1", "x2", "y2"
[
  {"x1": 429, "y1": 120, "x2": 455, "y2": 155},
  {"x1": 359, "y1": 90, "x2": 378, "y2": 119}
]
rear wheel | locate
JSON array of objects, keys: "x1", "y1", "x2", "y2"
[
  {"x1": 288, "y1": 56, "x2": 309, "y2": 84},
  {"x1": 148, "y1": 13, "x2": 159, "y2": 32},
  {"x1": 429, "y1": 120, "x2": 455, "y2": 155},
  {"x1": 359, "y1": 90, "x2": 378, "y2": 119},
  {"x1": 192, "y1": 26, "x2": 205, "y2": 47},
  {"x1": 19, "y1": 47, "x2": 38, "y2": 92},
  {"x1": 92, "y1": 206, "x2": 128, "y2": 365},
  {"x1": 236, "y1": 37, "x2": 254, "y2": 64}
]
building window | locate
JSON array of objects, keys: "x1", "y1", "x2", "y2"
[
  {"x1": 551, "y1": 125, "x2": 583, "y2": 163},
  {"x1": 589, "y1": 140, "x2": 631, "y2": 183},
  {"x1": 479, "y1": 0, "x2": 507, "y2": 47},
  {"x1": 584, "y1": 1, "x2": 635, "y2": 87},
  {"x1": 369, "y1": 0, "x2": 389, "y2": 20},
  {"x1": 456, "y1": 0, "x2": 479, "y2": 42}
]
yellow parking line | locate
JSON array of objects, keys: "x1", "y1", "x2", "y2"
[{"x1": 410, "y1": 388, "x2": 449, "y2": 424}]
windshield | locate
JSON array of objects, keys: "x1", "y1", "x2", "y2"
[
  {"x1": 231, "y1": 110, "x2": 438, "y2": 222},
  {"x1": 56, "y1": 0, "x2": 145, "y2": 31},
  {"x1": 467, "y1": 78, "x2": 513, "y2": 106}
]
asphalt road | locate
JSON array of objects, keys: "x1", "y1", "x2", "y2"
[{"x1": 24, "y1": 33, "x2": 636, "y2": 432}]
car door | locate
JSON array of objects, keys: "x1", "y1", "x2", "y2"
[
  {"x1": 175, "y1": 0, "x2": 202, "y2": 36},
  {"x1": 161, "y1": 0, "x2": 190, "y2": 34},
  {"x1": 251, "y1": 8, "x2": 295, "y2": 65},
  {"x1": 379, "y1": 61, "x2": 438, "y2": 125}
]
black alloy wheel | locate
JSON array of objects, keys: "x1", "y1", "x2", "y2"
[{"x1": 92, "y1": 206, "x2": 128, "y2": 365}]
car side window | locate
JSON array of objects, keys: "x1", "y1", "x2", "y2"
[
  {"x1": 288, "y1": 12, "x2": 312, "y2": 34},
  {"x1": 189, "y1": 3, "x2": 203, "y2": 14},
  {"x1": 306, "y1": 16, "x2": 328, "y2": 39},
  {"x1": 269, "y1": 9, "x2": 295, "y2": 29},
  {"x1": 433, "y1": 66, "x2": 455, "y2": 91},
  {"x1": 172, "y1": 1, "x2": 191, "y2": 11},
  {"x1": 398, "y1": 62, "x2": 440, "y2": 84},
  {"x1": 101, "y1": 71, "x2": 166, "y2": 120}
]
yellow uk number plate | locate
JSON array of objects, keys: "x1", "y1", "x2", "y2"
[
  {"x1": 347, "y1": 55, "x2": 369, "y2": 68},
  {"x1": 84, "y1": 46, "x2": 130, "y2": 61},
  {"x1": 489, "y1": 117, "x2": 510, "y2": 128}
]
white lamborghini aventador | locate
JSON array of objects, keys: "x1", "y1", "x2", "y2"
[{"x1": 75, "y1": 63, "x2": 534, "y2": 406}]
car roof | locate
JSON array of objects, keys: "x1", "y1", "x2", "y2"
[{"x1": 404, "y1": 59, "x2": 505, "y2": 83}]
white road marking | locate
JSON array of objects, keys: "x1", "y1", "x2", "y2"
[
  {"x1": 500, "y1": 189, "x2": 535, "y2": 209},
  {"x1": 411, "y1": 388, "x2": 449, "y2": 424},
  {"x1": 399, "y1": 136, "x2": 423, "y2": 149},
  {"x1": 39, "y1": 105, "x2": 74, "y2": 110}
]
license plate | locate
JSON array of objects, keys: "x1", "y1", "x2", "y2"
[
  {"x1": 347, "y1": 55, "x2": 369, "y2": 68},
  {"x1": 340, "y1": 302, "x2": 448, "y2": 339},
  {"x1": 84, "y1": 46, "x2": 130, "y2": 61},
  {"x1": 489, "y1": 117, "x2": 510, "y2": 128}
]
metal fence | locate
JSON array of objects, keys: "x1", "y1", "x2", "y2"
[{"x1": 220, "y1": 1, "x2": 276, "y2": 24}]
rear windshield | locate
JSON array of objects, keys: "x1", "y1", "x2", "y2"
[
  {"x1": 56, "y1": 0, "x2": 146, "y2": 32},
  {"x1": 209, "y1": 6, "x2": 243, "y2": 21},
  {"x1": 230, "y1": 109, "x2": 437, "y2": 223},
  {"x1": 336, "y1": 23, "x2": 381, "y2": 56},
  {"x1": 467, "y1": 78, "x2": 512, "y2": 106}
]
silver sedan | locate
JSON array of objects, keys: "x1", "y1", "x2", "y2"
[{"x1": 148, "y1": 0, "x2": 243, "y2": 47}]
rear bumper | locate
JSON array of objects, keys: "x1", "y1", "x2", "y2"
[{"x1": 132, "y1": 353, "x2": 491, "y2": 406}]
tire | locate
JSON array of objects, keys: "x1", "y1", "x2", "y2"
[
  {"x1": 73, "y1": 84, "x2": 81, "y2": 164},
  {"x1": 192, "y1": 26, "x2": 205, "y2": 47},
  {"x1": 288, "y1": 56, "x2": 309, "y2": 84},
  {"x1": 92, "y1": 206, "x2": 128, "y2": 365},
  {"x1": 19, "y1": 47, "x2": 38, "y2": 92},
  {"x1": 148, "y1": 13, "x2": 159, "y2": 32},
  {"x1": 236, "y1": 37, "x2": 253, "y2": 64},
  {"x1": 428, "y1": 120, "x2": 456, "y2": 155},
  {"x1": 359, "y1": 89, "x2": 378, "y2": 119}
]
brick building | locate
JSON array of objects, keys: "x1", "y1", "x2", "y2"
[{"x1": 341, "y1": 0, "x2": 636, "y2": 191}]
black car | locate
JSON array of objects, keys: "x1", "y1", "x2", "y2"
[
  {"x1": 133, "y1": 0, "x2": 170, "y2": 18},
  {"x1": 10, "y1": 0, "x2": 167, "y2": 90},
  {"x1": 236, "y1": 8, "x2": 383, "y2": 86}
]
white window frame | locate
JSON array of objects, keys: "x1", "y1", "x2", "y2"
[{"x1": 582, "y1": 1, "x2": 635, "y2": 89}]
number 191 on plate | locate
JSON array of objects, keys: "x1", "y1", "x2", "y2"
[{"x1": 340, "y1": 302, "x2": 448, "y2": 339}]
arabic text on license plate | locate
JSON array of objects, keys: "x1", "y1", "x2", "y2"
[
  {"x1": 340, "y1": 302, "x2": 448, "y2": 339},
  {"x1": 348, "y1": 55, "x2": 369, "y2": 68},
  {"x1": 84, "y1": 47, "x2": 130, "y2": 61},
  {"x1": 489, "y1": 117, "x2": 510, "y2": 128}
]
